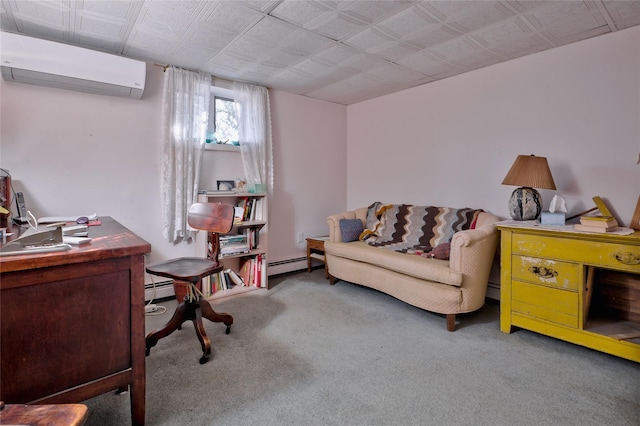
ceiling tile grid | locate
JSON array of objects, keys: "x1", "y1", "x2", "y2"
[{"x1": 1, "y1": 0, "x2": 639, "y2": 105}]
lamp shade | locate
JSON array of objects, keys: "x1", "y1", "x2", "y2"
[
  {"x1": 501, "y1": 154, "x2": 556, "y2": 190},
  {"x1": 502, "y1": 155, "x2": 556, "y2": 221}
]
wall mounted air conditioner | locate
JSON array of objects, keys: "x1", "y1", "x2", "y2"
[{"x1": 1, "y1": 32, "x2": 145, "y2": 99}]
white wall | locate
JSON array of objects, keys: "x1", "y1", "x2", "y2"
[
  {"x1": 0, "y1": 67, "x2": 348, "y2": 279},
  {"x1": 347, "y1": 26, "x2": 640, "y2": 225}
]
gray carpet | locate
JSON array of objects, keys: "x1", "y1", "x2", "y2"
[{"x1": 84, "y1": 269, "x2": 640, "y2": 425}]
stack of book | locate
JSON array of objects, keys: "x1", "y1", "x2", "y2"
[
  {"x1": 574, "y1": 215, "x2": 619, "y2": 233},
  {"x1": 219, "y1": 234, "x2": 250, "y2": 256}
]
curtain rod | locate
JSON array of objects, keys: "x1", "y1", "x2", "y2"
[{"x1": 152, "y1": 63, "x2": 234, "y2": 84}]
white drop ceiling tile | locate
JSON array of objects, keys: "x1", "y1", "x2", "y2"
[
  {"x1": 121, "y1": 43, "x2": 165, "y2": 63},
  {"x1": 202, "y1": 1, "x2": 263, "y2": 35},
  {"x1": 341, "y1": 53, "x2": 389, "y2": 73},
  {"x1": 243, "y1": 61, "x2": 284, "y2": 78},
  {"x1": 75, "y1": 14, "x2": 128, "y2": 40},
  {"x1": 396, "y1": 50, "x2": 463, "y2": 77},
  {"x1": 403, "y1": 24, "x2": 461, "y2": 49},
  {"x1": 186, "y1": 25, "x2": 238, "y2": 53},
  {"x1": 282, "y1": 29, "x2": 334, "y2": 55},
  {"x1": 427, "y1": 36, "x2": 483, "y2": 61},
  {"x1": 344, "y1": 26, "x2": 394, "y2": 51},
  {"x1": 524, "y1": 1, "x2": 607, "y2": 38},
  {"x1": 244, "y1": 15, "x2": 297, "y2": 46},
  {"x1": 421, "y1": 1, "x2": 514, "y2": 33},
  {"x1": 77, "y1": 0, "x2": 138, "y2": 21},
  {"x1": 603, "y1": 0, "x2": 640, "y2": 29},
  {"x1": 224, "y1": 35, "x2": 273, "y2": 61},
  {"x1": 546, "y1": 24, "x2": 611, "y2": 46},
  {"x1": 472, "y1": 16, "x2": 551, "y2": 58},
  {"x1": 450, "y1": 49, "x2": 503, "y2": 70},
  {"x1": 364, "y1": 64, "x2": 425, "y2": 84},
  {"x1": 74, "y1": 34, "x2": 122, "y2": 53},
  {"x1": 126, "y1": 27, "x2": 174, "y2": 54},
  {"x1": 289, "y1": 58, "x2": 358, "y2": 86},
  {"x1": 261, "y1": 48, "x2": 304, "y2": 68},
  {"x1": 203, "y1": 51, "x2": 253, "y2": 73},
  {"x1": 269, "y1": 0, "x2": 333, "y2": 27},
  {"x1": 10, "y1": 0, "x2": 68, "y2": 28},
  {"x1": 12, "y1": 22, "x2": 66, "y2": 42},
  {"x1": 339, "y1": 0, "x2": 413, "y2": 24},
  {"x1": 240, "y1": 0, "x2": 281, "y2": 14},
  {"x1": 312, "y1": 43, "x2": 360, "y2": 66},
  {"x1": 135, "y1": 2, "x2": 194, "y2": 37},
  {"x1": 377, "y1": 5, "x2": 438, "y2": 38},
  {"x1": 308, "y1": 12, "x2": 368, "y2": 40},
  {"x1": 160, "y1": 48, "x2": 210, "y2": 70},
  {"x1": 371, "y1": 41, "x2": 419, "y2": 61}
]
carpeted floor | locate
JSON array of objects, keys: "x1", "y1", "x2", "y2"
[{"x1": 83, "y1": 269, "x2": 640, "y2": 425}]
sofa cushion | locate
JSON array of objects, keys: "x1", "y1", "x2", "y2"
[
  {"x1": 423, "y1": 242, "x2": 451, "y2": 260},
  {"x1": 339, "y1": 218, "x2": 364, "y2": 242},
  {"x1": 361, "y1": 202, "x2": 482, "y2": 253},
  {"x1": 325, "y1": 240, "x2": 463, "y2": 287}
]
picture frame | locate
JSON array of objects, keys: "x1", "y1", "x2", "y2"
[
  {"x1": 630, "y1": 195, "x2": 640, "y2": 230},
  {"x1": 216, "y1": 180, "x2": 235, "y2": 191}
]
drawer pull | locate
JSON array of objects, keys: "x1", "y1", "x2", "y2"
[
  {"x1": 528, "y1": 266, "x2": 558, "y2": 278},
  {"x1": 613, "y1": 252, "x2": 640, "y2": 265}
]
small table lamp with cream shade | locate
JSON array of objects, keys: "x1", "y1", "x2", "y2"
[{"x1": 502, "y1": 154, "x2": 556, "y2": 221}]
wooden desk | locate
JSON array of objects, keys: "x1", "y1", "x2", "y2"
[{"x1": 0, "y1": 217, "x2": 150, "y2": 425}]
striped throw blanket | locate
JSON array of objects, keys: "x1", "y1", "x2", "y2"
[{"x1": 360, "y1": 202, "x2": 483, "y2": 253}]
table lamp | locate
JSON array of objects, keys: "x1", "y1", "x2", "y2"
[{"x1": 502, "y1": 154, "x2": 556, "y2": 221}]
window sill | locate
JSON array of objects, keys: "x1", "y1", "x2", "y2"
[{"x1": 205, "y1": 143, "x2": 240, "y2": 152}]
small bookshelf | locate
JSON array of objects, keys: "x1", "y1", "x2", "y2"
[{"x1": 197, "y1": 192, "x2": 268, "y2": 297}]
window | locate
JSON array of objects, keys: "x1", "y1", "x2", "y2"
[{"x1": 207, "y1": 90, "x2": 239, "y2": 146}]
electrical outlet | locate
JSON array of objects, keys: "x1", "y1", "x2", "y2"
[{"x1": 297, "y1": 232, "x2": 304, "y2": 243}]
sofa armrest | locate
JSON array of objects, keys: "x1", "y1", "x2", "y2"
[
  {"x1": 327, "y1": 208, "x2": 368, "y2": 243},
  {"x1": 448, "y1": 222, "x2": 499, "y2": 279}
]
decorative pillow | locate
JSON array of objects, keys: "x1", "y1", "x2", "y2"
[
  {"x1": 339, "y1": 219, "x2": 364, "y2": 242},
  {"x1": 424, "y1": 242, "x2": 451, "y2": 260}
]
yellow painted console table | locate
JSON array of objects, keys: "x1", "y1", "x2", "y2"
[{"x1": 497, "y1": 221, "x2": 640, "y2": 363}]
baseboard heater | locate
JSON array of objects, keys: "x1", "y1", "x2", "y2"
[
  {"x1": 268, "y1": 257, "x2": 307, "y2": 276},
  {"x1": 145, "y1": 280, "x2": 174, "y2": 302}
]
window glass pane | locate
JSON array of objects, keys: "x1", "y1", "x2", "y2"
[{"x1": 213, "y1": 96, "x2": 238, "y2": 145}]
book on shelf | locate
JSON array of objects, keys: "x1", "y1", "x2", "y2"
[
  {"x1": 579, "y1": 215, "x2": 618, "y2": 228},
  {"x1": 237, "y1": 255, "x2": 266, "y2": 288},
  {"x1": 574, "y1": 224, "x2": 618, "y2": 233}
]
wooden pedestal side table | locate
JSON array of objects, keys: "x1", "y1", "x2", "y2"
[{"x1": 306, "y1": 236, "x2": 329, "y2": 279}]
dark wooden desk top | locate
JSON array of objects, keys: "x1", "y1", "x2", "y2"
[{"x1": 0, "y1": 217, "x2": 151, "y2": 275}]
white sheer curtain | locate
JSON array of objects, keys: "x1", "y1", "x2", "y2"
[
  {"x1": 160, "y1": 66, "x2": 211, "y2": 243},
  {"x1": 233, "y1": 82, "x2": 273, "y2": 197}
]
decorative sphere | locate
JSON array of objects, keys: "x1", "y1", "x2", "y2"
[{"x1": 508, "y1": 187, "x2": 542, "y2": 221}]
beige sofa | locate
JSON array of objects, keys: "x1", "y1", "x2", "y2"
[{"x1": 325, "y1": 205, "x2": 500, "y2": 331}]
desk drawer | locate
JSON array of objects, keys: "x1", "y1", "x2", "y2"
[
  {"x1": 512, "y1": 280, "x2": 579, "y2": 328},
  {"x1": 512, "y1": 234, "x2": 640, "y2": 274},
  {"x1": 512, "y1": 255, "x2": 579, "y2": 291}
]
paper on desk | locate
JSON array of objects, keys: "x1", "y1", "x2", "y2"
[{"x1": 38, "y1": 214, "x2": 98, "y2": 223}]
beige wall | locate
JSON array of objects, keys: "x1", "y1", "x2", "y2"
[{"x1": 346, "y1": 26, "x2": 640, "y2": 225}]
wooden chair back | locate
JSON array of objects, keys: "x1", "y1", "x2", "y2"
[
  {"x1": 188, "y1": 203, "x2": 234, "y2": 233},
  {"x1": 188, "y1": 202, "x2": 234, "y2": 262}
]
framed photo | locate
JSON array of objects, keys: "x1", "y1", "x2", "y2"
[
  {"x1": 216, "y1": 180, "x2": 235, "y2": 191},
  {"x1": 631, "y1": 195, "x2": 640, "y2": 230}
]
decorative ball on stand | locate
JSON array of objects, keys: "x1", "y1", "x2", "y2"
[{"x1": 508, "y1": 187, "x2": 542, "y2": 221}]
